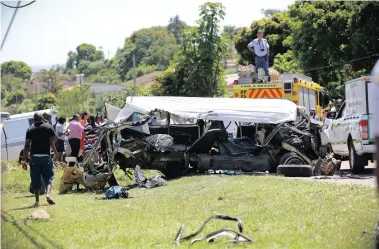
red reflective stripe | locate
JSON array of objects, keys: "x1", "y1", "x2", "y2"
[
  {"x1": 261, "y1": 91, "x2": 269, "y2": 98},
  {"x1": 249, "y1": 89, "x2": 255, "y2": 98},
  {"x1": 269, "y1": 89, "x2": 277, "y2": 98},
  {"x1": 275, "y1": 88, "x2": 282, "y2": 98},
  {"x1": 253, "y1": 89, "x2": 261, "y2": 98}
]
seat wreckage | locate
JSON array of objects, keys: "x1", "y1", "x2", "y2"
[{"x1": 59, "y1": 97, "x2": 338, "y2": 193}]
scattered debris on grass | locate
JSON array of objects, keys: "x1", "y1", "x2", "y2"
[
  {"x1": 207, "y1": 169, "x2": 269, "y2": 176},
  {"x1": 152, "y1": 214, "x2": 254, "y2": 247},
  {"x1": 105, "y1": 186, "x2": 129, "y2": 199},
  {"x1": 134, "y1": 165, "x2": 167, "y2": 189},
  {"x1": 53, "y1": 161, "x2": 67, "y2": 169},
  {"x1": 27, "y1": 209, "x2": 50, "y2": 221},
  {"x1": 313, "y1": 175, "x2": 372, "y2": 180}
]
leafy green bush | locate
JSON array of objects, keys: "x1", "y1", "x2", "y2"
[
  {"x1": 125, "y1": 64, "x2": 157, "y2": 81},
  {"x1": 87, "y1": 68, "x2": 121, "y2": 84},
  {"x1": 37, "y1": 93, "x2": 57, "y2": 110},
  {"x1": 5, "y1": 89, "x2": 26, "y2": 106}
]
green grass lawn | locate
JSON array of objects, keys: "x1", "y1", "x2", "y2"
[{"x1": 1, "y1": 163, "x2": 378, "y2": 249}]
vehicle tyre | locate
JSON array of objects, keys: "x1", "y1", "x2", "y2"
[
  {"x1": 279, "y1": 152, "x2": 307, "y2": 165},
  {"x1": 348, "y1": 140, "x2": 366, "y2": 174},
  {"x1": 277, "y1": 165, "x2": 313, "y2": 177},
  {"x1": 162, "y1": 162, "x2": 185, "y2": 179}
]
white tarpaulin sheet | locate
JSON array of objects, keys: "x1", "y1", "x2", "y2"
[
  {"x1": 105, "y1": 103, "x2": 121, "y2": 122},
  {"x1": 116, "y1": 96, "x2": 297, "y2": 124}
]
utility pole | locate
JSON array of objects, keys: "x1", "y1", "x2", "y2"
[
  {"x1": 132, "y1": 54, "x2": 136, "y2": 97},
  {"x1": 80, "y1": 74, "x2": 84, "y2": 112},
  {"x1": 77, "y1": 74, "x2": 84, "y2": 112}
]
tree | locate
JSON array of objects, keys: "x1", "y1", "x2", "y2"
[
  {"x1": 113, "y1": 27, "x2": 178, "y2": 81},
  {"x1": 289, "y1": 1, "x2": 359, "y2": 84},
  {"x1": 223, "y1": 25, "x2": 237, "y2": 40},
  {"x1": 86, "y1": 60, "x2": 106, "y2": 76},
  {"x1": 36, "y1": 93, "x2": 57, "y2": 110},
  {"x1": 261, "y1": 9, "x2": 283, "y2": 18},
  {"x1": 158, "y1": 2, "x2": 230, "y2": 97},
  {"x1": 5, "y1": 89, "x2": 26, "y2": 106},
  {"x1": 273, "y1": 50, "x2": 302, "y2": 73},
  {"x1": 77, "y1": 60, "x2": 91, "y2": 74},
  {"x1": 76, "y1": 43, "x2": 97, "y2": 62},
  {"x1": 66, "y1": 51, "x2": 77, "y2": 69},
  {"x1": 88, "y1": 68, "x2": 121, "y2": 84},
  {"x1": 349, "y1": 1, "x2": 379, "y2": 71},
  {"x1": 168, "y1": 15, "x2": 188, "y2": 44},
  {"x1": 56, "y1": 85, "x2": 91, "y2": 117},
  {"x1": 1, "y1": 74, "x2": 26, "y2": 92},
  {"x1": 1, "y1": 60, "x2": 32, "y2": 80},
  {"x1": 37, "y1": 67, "x2": 69, "y2": 94}
]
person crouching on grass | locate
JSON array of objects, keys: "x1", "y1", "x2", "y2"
[{"x1": 21, "y1": 112, "x2": 57, "y2": 207}]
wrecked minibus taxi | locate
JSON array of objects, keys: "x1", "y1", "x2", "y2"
[{"x1": 59, "y1": 97, "x2": 331, "y2": 193}]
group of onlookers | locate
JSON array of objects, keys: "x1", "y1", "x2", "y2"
[{"x1": 53, "y1": 112, "x2": 104, "y2": 161}]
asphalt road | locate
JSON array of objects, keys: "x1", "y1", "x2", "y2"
[{"x1": 305, "y1": 160, "x2": 376, "y2": 188}]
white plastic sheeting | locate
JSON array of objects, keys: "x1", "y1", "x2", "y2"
[
  {"x1": 105, "y1": 103, "x2": 121, "y2": 122},
  {"x1": 116, "y1": 96, "x2": 297, "y2": 124}
]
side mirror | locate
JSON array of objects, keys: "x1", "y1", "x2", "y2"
[{"x1": 327, "y1": 111, "x2": 336, "y2": 119}]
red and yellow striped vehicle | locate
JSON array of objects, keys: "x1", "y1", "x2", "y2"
[{"x1": 232, "y1": 65, "x2": 325, "y2": 117}]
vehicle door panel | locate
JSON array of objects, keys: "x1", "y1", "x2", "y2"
[{"x1": 330, "y1": 105, "x2": 344, "y2": 153}]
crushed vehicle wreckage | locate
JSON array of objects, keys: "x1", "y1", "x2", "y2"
[{"x1": 59, "y1": 97, "x2": 335, "y2": 193}]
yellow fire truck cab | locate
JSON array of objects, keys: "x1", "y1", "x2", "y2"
[{"x1": 232, "y1": 65, "x2": 324, "y2": 117}]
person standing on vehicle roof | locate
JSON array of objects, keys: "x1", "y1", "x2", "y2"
[
  {"x1": 247, "y1": 30, "x2": 270, "y2": 80},
  {"x1": 21, "y1": 112, "x2": 57, "y2": 207}
]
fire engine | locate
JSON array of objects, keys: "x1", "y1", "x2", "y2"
[{"x1": 232, "y1": 65, "x2": 325, "y2": 117}]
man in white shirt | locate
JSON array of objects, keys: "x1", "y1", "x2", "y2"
[
  {"x1": 247, "y1": 30, "x2": 270, "y2": 79},
  {"x1": 55, "y1": 116, "x2": 67, "y2": 161}
]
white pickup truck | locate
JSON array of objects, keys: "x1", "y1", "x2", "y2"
[{"x1": 327, "y1": 76, "x2": 376, "y2": 173}]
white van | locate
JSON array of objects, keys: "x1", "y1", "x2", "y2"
[{"x1": 1, "y1": 109, "x2": 57, "y2": 162}]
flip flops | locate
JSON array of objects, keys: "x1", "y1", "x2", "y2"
[{"x1": 46, "y1": 197, "x2": 56, "y2": 205}]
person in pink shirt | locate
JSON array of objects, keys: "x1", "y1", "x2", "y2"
[{"x1": 66, "y1": 114, "x2": 84, "y2": 158}]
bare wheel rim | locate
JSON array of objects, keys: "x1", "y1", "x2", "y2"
[{"x1": 284, "y1": 156, "x2": 305, "y2": 165}]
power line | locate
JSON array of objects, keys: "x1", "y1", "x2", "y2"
[
  {"x1": 304, "y1": 53, "x2": 379, "y2": 73},
  {"x1": 123, "y1": 57, "x2": 134, "y2": 69},
  {"x1": 1, "y1": 0, "x2": 36, "y2": 8},
  {"x1": 1, "y1": 0, "x2": 21, "y2": 50}
]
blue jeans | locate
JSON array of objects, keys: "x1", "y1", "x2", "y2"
[
  {"x1": 255, "y1": 56, "x2": 269, "y2": 76},
  {"x1": 30, "y1": 156, "x2": 54, "y2": 191}
]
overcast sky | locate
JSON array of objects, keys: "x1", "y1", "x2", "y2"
[{"x1": 1, "y1": 0, "x2": 294, "y2": 70}]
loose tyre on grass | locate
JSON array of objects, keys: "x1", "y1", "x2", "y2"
[{"x1": 277, "y1": 165, "x2": 313, "y2": 177}]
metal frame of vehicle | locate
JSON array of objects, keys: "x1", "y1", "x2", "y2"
[{"x1": 59, "y1": 97, "x2": 330, "y2": 192}]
